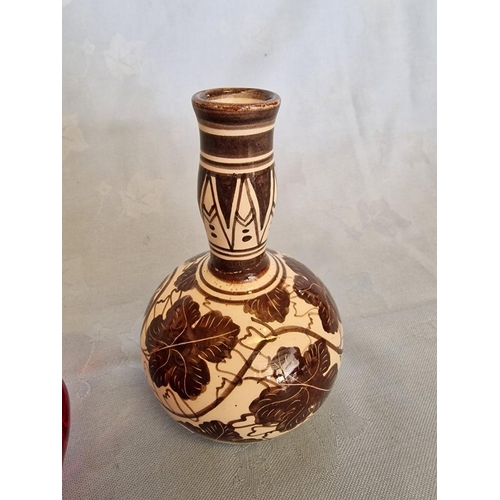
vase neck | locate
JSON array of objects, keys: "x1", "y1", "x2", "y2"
[{"x1": 192, "y1": 88, "x2": 281, "y2": 281}]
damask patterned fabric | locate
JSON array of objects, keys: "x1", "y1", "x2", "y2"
[{"x1": 62, "y1": 1, "x2": 436, "y2": 499}]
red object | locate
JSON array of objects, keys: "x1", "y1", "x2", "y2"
[{"x1": 62, "y1": 380, "x2": 70, "y2": 462}]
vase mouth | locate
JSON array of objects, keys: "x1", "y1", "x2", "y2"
[{"x1": 192, "y1": 88, "x2": 280, "y2": 110}]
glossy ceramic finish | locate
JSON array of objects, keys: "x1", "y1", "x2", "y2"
[{"x1": 140, "y1": 88, "x2": 343, "y2": 442}]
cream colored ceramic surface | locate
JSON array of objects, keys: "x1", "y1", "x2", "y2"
[
  {"x1": 140, "y1": 250, "x2": 343, "y2": 442},
  {"x1": 198, "y1": 137, "x2": 277, "y2": 261}
]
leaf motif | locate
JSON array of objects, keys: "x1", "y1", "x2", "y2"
[
  {"x1": 145, "y1": 315, "x2": 173, "y2": 353},
  {"x1": 174, "y1": 262, "x2": 198, "y2": 291},
  {"x1": 269, "y1": 346, "x2": 303, "y2": 383},
  {"x1": 318, "y1": 297, "x2": 340, "y2": 335},
  {"x1": 302, "y1": 339, "x2": 337, "y2": 386},
  {"x1": 294, "y1": 275, "x2": 320, "y2": 307},
  {"x1": 283, "y1": 255, "x2": 340, "y2": 334},
  {"x1": 146, "y1": 296, "x2": 200, "y2": 352},
  {"x1": 243, "y1": 280, "x2": 290, "y2": 323},
  {"x1": 166, "y1": 296, "x2": 201, "y2": 332},
  {"x1": 149, "y1": 348, "x2": 181, "y2": 388},
  {"x1": 249, "y1": 340, "x2": 338, "y2": 432},
  {"x1": 251, "y1": 386, "x2": 312, "y2": 432},
  {"x1": 282, "y1": 255, "x2": 307, "y2": 277},
  {"x1": 168, "y1": 354, "x2": 211, "y2": 400},
  {"x1": 180, "y1": 420, "x2": 257, "y2": 442},
  {"x1": 145, "y1": 296, "x2": 239, "y2": 399},
  {"x1": 194, "y1": 311, "x2": 240, "y2": 363},
  {"x1": 295, "y1": 278, "x2": 339, "y2": 334}
]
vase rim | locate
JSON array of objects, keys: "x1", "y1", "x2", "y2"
[{"x1": 192, "y1": 88, "x2": 281, "y2": 111}]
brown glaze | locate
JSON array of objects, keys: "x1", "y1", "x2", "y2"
[
  {"x1": 209, "y1": 253, "x2": 270, "y2": 282},
  {"x1": 199, "y1": 130, "x2": 274, "y2": 158},
  {"x1": 283, "y1": 255, "x2": 341, "y2": 334},
  {"x1": 192, "y1": 88, "x2": 280, "y2": 126},
  {"x1": 146, "y1": 295, "x2": 240, "y2": 399},
  {"x1": 194, "y1": 88, "x2": 280, "y2": 281},
  {"x1": 142, "y1": 250, "x2": 342, "y2": 443},
  {"x1": 249, "y1": 341, "x2": 339, "y2": 433},
  {"x1": 140, "y1": 88, "x2": 343, "y2": 443}
]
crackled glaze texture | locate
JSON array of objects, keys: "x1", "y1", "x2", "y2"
[{"x1": 140, "y1": 88, "x2": 343, "y2": 442}]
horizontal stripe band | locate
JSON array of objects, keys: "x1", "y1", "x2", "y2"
[
  {"x1": 200, "y1": 158, "x2": 274, "y2": 174},
  {"x1": 209, "y1": 245, "x2": 266, "y2": 261},
  {"x1": 195, "y1": 253, "x2": 285, "y2": 302},
  {"x1": 196, "y1": 118, "x2": 276, "y2": 131},
  {"x1": 198, "y1": 123, "x2": 275, "y2": 136},
  {"x1": 200, "y1": 150, "x2": 273, "y2": 164},
  {"x1": 209, "y1": 241, "x2": 266, "y2": 254}
]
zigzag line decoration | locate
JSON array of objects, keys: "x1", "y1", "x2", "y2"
[{"x1": 198, "y1": 167, "x2": 277, "y2": 260}]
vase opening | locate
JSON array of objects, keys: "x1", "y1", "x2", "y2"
[{"x1": 192, "y1": 88, "x2": 280, "y2": 109}]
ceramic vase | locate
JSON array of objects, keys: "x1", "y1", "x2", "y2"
[{"x1": 140, "y1": 88, "x2": 343, "y2": 443}]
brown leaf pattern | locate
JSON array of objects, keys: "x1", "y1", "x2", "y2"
[
  {"x1": 283, "y1": 255, "x2": 340, "y2": 333},
  {"x1": 180, "y1": 420, "x2": 257, "y2": 443},
  {"x1": 145, "y1": 296, "x2": 239, "y2": 399},
  {"x1": 249, "y1": 339, "x2": 338, "y2": 432},
  {"x1": 174, "y1": 261, "x2": 198, "y2": 291},
  {"x1": 243, "y1": 280, "x2": 290, "y2": 323}
]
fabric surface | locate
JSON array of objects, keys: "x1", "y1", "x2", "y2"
[{"x1": 62, "y1": 1, "x2": 436, "y2": 499}]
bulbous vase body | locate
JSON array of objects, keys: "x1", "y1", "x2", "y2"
[{"x1": 140, "y1": 88, "x2": 343, "y2": 442}]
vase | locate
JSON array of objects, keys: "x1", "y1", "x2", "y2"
[{"x1": 140, "y1": 88, "x2": 343, "y2": 443}]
